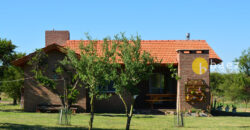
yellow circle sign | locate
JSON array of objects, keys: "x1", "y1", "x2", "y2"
[{"x1": 192, "y1": 57, "x2": 208, "y2": 75}]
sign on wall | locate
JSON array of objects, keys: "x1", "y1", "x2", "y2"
[
  {"x1": 192, "y1": 57, "x2": 208, "y2": 75},
  {"x1": 185, "y1": 79, "x2": 206, "y2": 103}
]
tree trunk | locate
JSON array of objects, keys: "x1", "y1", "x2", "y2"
[
  {"x1": 118, "y1": 94, "x2": 128, "y2": 115},
  {"x1": 89, "y1": 95, "x2": 94, "y2": 130},
  {"x1": 244, "y1": 100, "x2": 248, "y2": 112},
  {"x1": 126, "y1": 103, "x2": 134, "y2": 130},
  {"x1": 13, "y1": 98, "x2": 17, "y2": 105},
  {"x1": 126, "y1": 116, "x2": 132, "y2": 130},
  {"x1": 213, "y1": 98, "x2": 217, "y2": 110}
]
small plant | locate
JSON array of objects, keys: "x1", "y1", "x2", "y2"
[
  {"x1": 232, "y1": 105, "x2": 237, "y2": 113},
  {"x1": 216, "y1": 103, "x2": 223, "y2": 111},
  {"x1": 190, "y1": 108, "x2": 202, "y2": 113},
  {"x1": 225, "y1": 105, "x2": 230, "y2": 112}
]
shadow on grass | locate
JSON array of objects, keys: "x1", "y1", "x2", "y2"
[
  {"x1": 0, "y1": 109, "x2": 23, "y2": 112},
  {"x1": 97, "y1": 114, "x2": 126, "y2": 117},
  {"x1": 98, "y1": 114, "x2": 154, "y2": 118},
  {"x1": 239, "y1": 126, "x2": 250, "y2": 128},
  {"x1": 0, "y1": 123, "x2": 121, "y2": 130},
  {"x1": 211, "y1": 110, "x2": 250, "y2": 117},
  {"x1": 0, "y1": 104, "x2": 23, "y2": 112},
  {"x1": 185, "y1": 126, "x2": 250, "y2": 129},
  {"x1": 133, "y1": 115, "x2": 154, "y2": 118}
]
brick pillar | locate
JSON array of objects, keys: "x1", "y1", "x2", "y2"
[
  {"x1": 45, "y1": 30, "x2": 70, "y2": 46},
  {"x1": 177, "y1": 50, "x2": 210, "y2": 112}
]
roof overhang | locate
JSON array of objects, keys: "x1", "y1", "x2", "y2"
[
  {"x1": 12, "y1": 44, "x2": 68, "y2": 67},
  {"x1": 176, "y1": 49, "x2": 222, "y2": 64}
]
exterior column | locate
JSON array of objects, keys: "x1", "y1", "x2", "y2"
[{"x1": 177, "y1": 50, "x2": 210, "y2": 112}]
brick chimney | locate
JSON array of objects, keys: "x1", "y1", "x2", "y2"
[{"x1": 45, "y1": 30, "x2": 70, "y2": 46}]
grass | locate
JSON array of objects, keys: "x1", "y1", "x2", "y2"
[
  {"x1": 0, "y1": 103, "x2": 250, "y2": 130},
  {"x1": 0, "y1": 93, "x2": 13, "y2": 102}
]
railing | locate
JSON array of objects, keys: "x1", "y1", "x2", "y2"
[{"x1": 145, "y1": 94, "x2": 176, "y2": 109}]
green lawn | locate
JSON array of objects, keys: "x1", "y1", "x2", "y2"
[
  {"x1": 0, "y1": 93, "x2": 12, "y2": 102},
  {"x1": 0, "y1": 103, "x2": 250, "y2": 130}
]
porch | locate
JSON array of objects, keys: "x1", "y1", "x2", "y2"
[{"x1": 134, "y1": 66, "x2": 177, "y2": 110}]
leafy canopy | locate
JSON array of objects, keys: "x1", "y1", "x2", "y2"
[
  {"x1": 0, "y1": 38, "x2": 16, "y2": 66},
  {"x1": 234, "y1": 47, "x2": 250, "y2": 76},
  {"x1": 113, "y1": 33, "x2": 155, "y2": 96},
  {"x1": 65, "y1": 34, "x2": 117, "y2": 99},
  {"x1": 0, "y1": 66, "x2": 23, "y2": 101}
]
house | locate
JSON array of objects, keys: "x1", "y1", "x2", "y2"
[{"x1": 13, "y1": 30, "x2": 222, "y2": 113}]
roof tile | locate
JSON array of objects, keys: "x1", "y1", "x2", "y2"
[{"x1": 63, "y1": 40, "x2": 221, "y2": 64}]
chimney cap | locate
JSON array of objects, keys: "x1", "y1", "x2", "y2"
[{"x1": 186, "y1": 33, "x2": 190, "y2": 40}]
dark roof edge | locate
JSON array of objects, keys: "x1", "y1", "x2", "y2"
[{"x1": 12, "y1": 44, "x2": 67, "y2": 66}]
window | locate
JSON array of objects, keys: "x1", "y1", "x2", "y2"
[
  {"x1": 52, "y1": 66, "x2": 59, "y2": 79},
  {"x1": 99, "y1": 81, "x2": 116, "y2": 92},
  {"x1": 149, "y1": 73, "x2": 165, "y2": 94}
]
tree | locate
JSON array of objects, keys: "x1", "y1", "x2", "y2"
[
  {"x1": 167, "y1": 64, "x2": 183, "y2": 127},
  {"x1": 29, "y1": 49, "x2": 81, "y2": 125},
  {"x1": 222, "y1": 73, "x2": 250, "y2": 111},
  {"x1": 112, "y1": 34, "x2": 155, "y2": 130},
  {"x1": 210, "y1": 72, "x2": 225, "y2": 97},
  {"x1": 65, "y1": 35, "x2": 117, "y2": 130},
  {"x1": 0, "y1": 38, "x2": 16, "y2": 67},
  {"x1": 0, "y1": 38, "x2": 16, "y2": 84},
  {"x1": 231, "y1": 47, "x2": 250, "y2": 111},
  {"x1": 235, "y1": 47, "x2": 250, "y2": 76},
  {"x1": 0, "y1": 37, "x2": 25, "y2": 104},
  {"x1": 210, "y1": 72, "x2": 226, "y2": 106},
  {"x1": 1, "y1": 66, "x2": 23, "y2": 105}
]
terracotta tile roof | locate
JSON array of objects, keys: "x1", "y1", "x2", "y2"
[
  {"x1": 12, "y1": 40, "x2": 222, "y2": 66},
  {"x1": 63, "y1": 40, "x2": 222, "y2": 64}
]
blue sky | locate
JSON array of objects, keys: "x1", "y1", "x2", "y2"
[{"x1": 0, "y1": 0, "x2": 249, "y2": 71}]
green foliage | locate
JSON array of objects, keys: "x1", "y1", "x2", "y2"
[
  {"x1": 210, "y1": 72, "x2": 250, "y2": 110},
  {"x1": 36, "y1": 75, "x2": 56, "y2": 90},
  {"x1": 64, "y1": 34, "x2": 119, "y2": 129},
  {"x1": 109, "y1": 33, "x2": 156, "y2": 130},
  {"x1": 66, "y1": 34, "x2": 116, "y2": 99},
  {"x1": 210, "y1": 72, "x2": 225, "y2": 97},
  {"x1": 30, "y1": 49, "x2": 81, "y2": 110},
  {"x1": 0, "y1": 38, "x2": 16, "y2": 66},
  {"x1": 67, "y1": 87, "x2": 79, "y2": 100},
  {"x1": 0, "y1": 37, "x2": 25, "y2": 103},
  {"x1": 211, "y1": 47, "x2": 250, "y2": 110},
  {"x1": 28, "y1": 49, "x2": 48, "y2": 77},
  {"x1": 0, "y1": 66, "x2": 23, "y2": 102},
  {"x1": 234, "y1": 47, "x2": 250, "y2": 76},
  {"x1": 113, "y1": 33, "x2": 155, "y2": 96},
  {"x1": 167, "y1": 64, "x2": 180, "y2": 80},
  {"x1": 28, "y1": 49, "x2": 55, "y2": 90},
  {"x1": 223, "y1": 73, "x2": 250, "y2": 102}
]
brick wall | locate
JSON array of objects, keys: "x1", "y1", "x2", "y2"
[
  {"x1": 22, "y1": 50, "x2": 87, "y2": 112},
  {"x1": 94, "y1": 93, "x2": 132, "y2": 113},
  {"x1": 177, "y1": 50, "x2": 210, "y2": 112}
]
